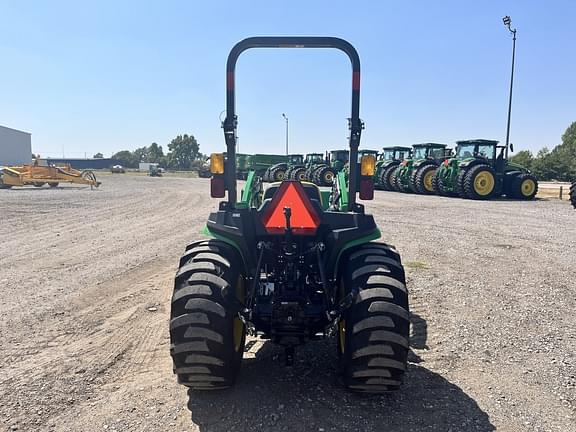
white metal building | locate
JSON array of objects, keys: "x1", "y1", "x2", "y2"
[{"x1": 0, "y1": 125, "x2": 32, "y2": 166}]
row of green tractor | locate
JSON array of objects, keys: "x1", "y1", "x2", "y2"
[
  {"x1": 373, "y1": 140, "x2": 539, "y2": 200},
  {"x1": 235, "y1": 150, "x2": 351, "y2": 186}
]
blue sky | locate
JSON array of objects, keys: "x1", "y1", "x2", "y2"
[{"x1": 1, "y1": 0, "x2": 575, "y2": 158}]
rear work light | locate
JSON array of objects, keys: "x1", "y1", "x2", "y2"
[
  {"x1": 444, "y1": 159, "x2": 449, "y2": 166},
  {"x1": 360, "y1": 154, "x2": 376, "y2": 176},
  {"x1": 210, "y1": 153, "x2": 225, "y2": 174},
  {"x1": 210, "y1": 176, "x2": 225, "y2": 198}
]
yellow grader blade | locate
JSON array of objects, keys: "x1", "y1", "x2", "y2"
[{"x1": 0, "y1": 164, "x2": 101, "y2": 189}]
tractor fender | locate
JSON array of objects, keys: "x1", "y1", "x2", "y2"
[{"x1": 412, "y1": 159, "x2": 437, "y2": 169}]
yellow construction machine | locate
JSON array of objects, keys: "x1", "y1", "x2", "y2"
[{"x1": 0, "y1": 163, "x2": 101, "y2": 189}]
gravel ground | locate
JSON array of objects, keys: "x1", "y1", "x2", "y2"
[{"x1": 0, "y1": 175, "x2": 574, "y2": 432}]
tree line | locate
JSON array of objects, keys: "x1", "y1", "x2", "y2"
[
  {"x1": 107, "y1": 134, "x2": 205, "y2": 170},
  {"x1": 510, "y1": 121, "x2": 576, "y2": 181}
]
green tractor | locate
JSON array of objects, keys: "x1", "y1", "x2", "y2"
[
  {"x1": 264, "y1": 154, "x2": 304, "y2": 183},
  {"x1": 374, "y1": 147, "x2": 412, "y2": 190},
  {"x1": 433, "y1": 139, "x2": 538, "y2": 200},
  {"x1": 570, "y1": 181, "x2": 576, "y2": 208},
  {"x1": 170, "y1": 37, "x2": 409, "y2": 397},
  {"x1": 307, "y1": 150, "x2": 349, "y2": 186},
  {"x1": 285, "y1": 153, "x2": 322, "y2": 181},
  {"x1": 391, "y1": 143, "x2": 450, "y2": 194}
]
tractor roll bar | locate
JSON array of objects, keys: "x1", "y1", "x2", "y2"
[{"x1": 222, "y1": 36, "x2": 363, "y2": 211}]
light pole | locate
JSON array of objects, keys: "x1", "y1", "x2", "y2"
[
  {"x1": 503, "y1": 15, "x2": 517, "y2": 159},
  {"x1": 282, "y1": 113, "x2": 289, "y2": 155}
]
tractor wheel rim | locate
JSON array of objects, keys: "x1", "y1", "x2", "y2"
[
  {"x1": 324, "y1": 172, "x2": 334, "y2": 182},
  {"x1": 521, "y1": 179, "x2": 536, "y2": 196},
  {"x1": 278, "y1": 172, "x2": 285, "y2": 180},
  {"x1": 474, "y1": 171, "x2": 495, "y2": 195},
  {"x1": 298, "y1": 172, "x2": 305, "y2": 181},
  {"x1": 233, "y1": 276, "x2": 245, "y2": 352},
  {"x1": 424, "y1": 170, "x2": 435, "y2": 192}
]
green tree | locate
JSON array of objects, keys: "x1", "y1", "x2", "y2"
[
  {"x1": 148, "y1": 142, "x2": 164, "y2": 163},
  {"x1": 93, "y1": 152, "x2": 104, "y2": 158},
  {"x1": 167, "y1": 134, "x2": 200, "y2": 170},
  {"x1": 112, "y1": 150, "x2": 138, "y2": 168},
  {"x1": 509, "y1": 150, "x2": 533, "y2": 170},
  {"x1": 133, "y1": 146, "x2": 149, "y2": 163}
]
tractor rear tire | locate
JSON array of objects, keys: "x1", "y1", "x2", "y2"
[
  {"x1": 289, "y1": 167, "x2": 307, "y2": 182},
  {"x1": 413, "y1": 165, "x2": 437, "y2": 195},
  {"x1": 570, "y1": 181, "x2": 576, "y2": 209},
  {"x1": 48, "y1": 183, "x2": 59, "y2": 188},
  {"x1": 463, "y1": 164, "x2": 496, "y2": 200},
  {"x1": 314, "y1": 166, "x2": 336, "y2": 186},
  {"x1": 33, "y1": 182, "x2": 46, "y2": 187},
  {"x1": 379, "y1": 165, "x2": 398, "y2": 191},
  {"x1": 262, "y1": 168, "x2": 271, "y2": 183},
  {"x1": 508, "y1": 173, "x2": 538, "y2": 200},
  {"x1": 269, "y1": 166, "x2": 286, "y2": 182},
  {"x1": 170, "y1": 239, "x2": 246, "y2": 390},
  {"x1": 339, "y1": 242, "x2": 409, "y2": 392}
]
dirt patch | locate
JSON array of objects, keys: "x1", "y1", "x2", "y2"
[{"x1": 1, "y1": 177, "x2": 575, "y2": 431}]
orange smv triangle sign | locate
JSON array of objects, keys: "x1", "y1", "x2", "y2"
[{"x1": 262, "y1": 181, "x2": 321, "y2": 235}]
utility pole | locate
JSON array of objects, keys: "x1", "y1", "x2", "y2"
[
  {"x1": 503, "y1": 16, "x2": 517, "y2": 159},
  {"x1": 282, "y1": 113, "x2": 289, "y2": 155}
]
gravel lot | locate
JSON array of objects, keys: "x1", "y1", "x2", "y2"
[{"x1": 1, "y1": 174, "x2": 575, "y2": 432}]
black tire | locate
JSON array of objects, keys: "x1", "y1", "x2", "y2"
[
  {"x1": 508, "y1": 173, "x2": 538, "y2": 200},
  {"x1": 269, "y1": 165, "x2": 286, "y2": 182},
  {"x1": 570, "y1": 181, "x2": 576, "y2": 209},
  {"x1": 379, "y1": 164, "x2": 399, "y2": 191},
  {"x1": 389, "y1": 167, "x2": 401, "y2": 192},
  {"x1": 413, "y1": 164, "x2": 437, "y2": 195},
  {"x1": 304, "y1": 166, "x2": 318, "y2": 182},
  {"x1": 33, "y1": 182, "x2": 46, "y2": 187},
  {"x1": 262, "y1": 168, "x2": 271, "y2": 183},
  {"x1": 48, "y1": 183, "x2": 59, "y2": 188},
  {"x1": 289, "y1": 167, "x2": 307, "y2": 182},
  {"x1": 432, "y1": 171, "x2": 455, "y2": 197},
  {"x1": 395, "y1": 170, "x2": 410, "y2": 193},
  {"x1": 314, "y1": 166, "x2": 336, "y2": 186},
  {"x1": 454, "y1": 169, "x2": 468, "y2": 198},
  {"x1": 338, "y1": 242, "x2": 409, "y2": 392},
  {"x1": 463, "y1": 164, "x2": 496, "y2": 200},
  {"x1": 170, "y1": 239, "x2": 246, "y2": 390}
]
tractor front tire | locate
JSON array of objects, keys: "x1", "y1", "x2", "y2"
[
  {"x1": 432, "y1": 172, "x2": 455, "y2": 197},
  {"x1": 269, "y1": 166, "x2": 286, "y2": 182},
  {"x1": 463, "y1": 164, "x2": 496, "y2": 200},
  {"x1": 413, "y1": 165, "x2": 437, "y2": 195},
  {"x1": 339, "y1": 243, "x2": 409, "y2": 392},
  {"x1": 389, "y1": 168, "x2": 401, "y2": 192},
  {"x1": 508, "y1": 173, "x2": 538, "y2": 200},
  {"x1": 170, "y1": 240, "x2": 246, "y2": 390}
]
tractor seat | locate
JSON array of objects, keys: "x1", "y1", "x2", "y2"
[{"x1": 262, "y1": 181, "x2": 323, "y2": 206}]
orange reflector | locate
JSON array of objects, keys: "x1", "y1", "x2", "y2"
[
  {"x1": 359, "y1": 178, "x2": 374, "y2": 200},
  {"x1": 262, "y1": 181, "x2": 320, "y2": 235},
  {"x1": 211, "y1": 176, "x2": 225, "y2": 198}
]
